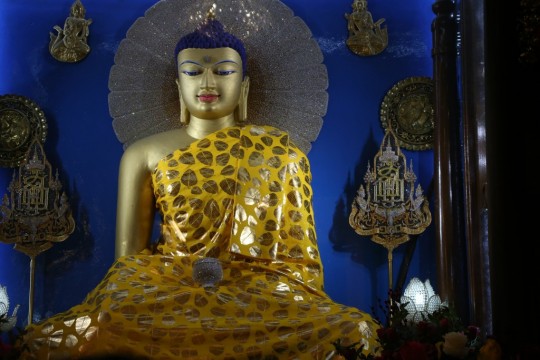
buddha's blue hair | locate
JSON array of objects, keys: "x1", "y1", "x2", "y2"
[{"x1": 175, "y1": 18, "x2": 247, "y2": 78}]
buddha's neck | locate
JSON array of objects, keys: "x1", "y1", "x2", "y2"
[{"x1": 186, "y1": 116, "x2": 236, "y2": 139}]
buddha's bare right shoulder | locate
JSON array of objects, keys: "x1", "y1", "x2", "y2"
[{"x1": 121, "y1": 128, "x2": 190, "y2": 170}]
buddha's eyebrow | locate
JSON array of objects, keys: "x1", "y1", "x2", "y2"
[
  {"x1": 179, "y1": 60, "x2": 202, "y2": 66},
  {"x1": 214, "y1": 60, "x2": 239, "y2": 66},
  {"x1": 179, "y1": 59, "x2": 239, "y2": 66}
]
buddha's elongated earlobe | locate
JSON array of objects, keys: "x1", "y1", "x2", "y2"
[
  {"x1": 179, "y1": 94, "x2": 189, "y2": 125},
  {"x1": 177, "y1": 78, "x2": 190, "y2": 125},
  {"x1": 236, "y1": 76, "x2": 250, "y2": 123}
]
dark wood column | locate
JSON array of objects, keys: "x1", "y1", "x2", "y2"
[
  {"x1": 433, "y1": 0, "x2": 540, "y2": 354},
  {"x1": 460, "y1": 0, "x2": 493, "y2": 338},
  {"x1": 431, "y1": 0, "x2": 469, "y2": 322},
  {"x1": 433, "y1": 0, "x2": 540, "y2": 353}
]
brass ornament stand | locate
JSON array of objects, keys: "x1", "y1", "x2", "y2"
[
  {"x1": 349, "y1": 129, "x2": 431, "y2": 290},
  {"x1": 0, "y1": 138, "x2": 75, "y2": 324}
]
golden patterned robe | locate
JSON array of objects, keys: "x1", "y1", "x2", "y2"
[{"x1": 19, "y1": 125, "x2": 379, "y2": 359}]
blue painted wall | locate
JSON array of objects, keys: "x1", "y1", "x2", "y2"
[{"x1": 0, "y1": 0, "x2": 435, "y2": 329}]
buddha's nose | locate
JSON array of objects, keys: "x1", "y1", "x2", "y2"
[{"x1": 201, "y1": 69, "x2": 216, "y2": 89}]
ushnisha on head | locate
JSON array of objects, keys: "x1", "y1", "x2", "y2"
[
  {"x1": 175, "y1": 9, "x2": 247, "y2": 79},
  {"x1": 174, "y1": 9, "x2": 250, "y2": 125}
]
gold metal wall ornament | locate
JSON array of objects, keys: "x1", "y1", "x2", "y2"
[
  {"x1": 49, "y1": 0, "x2": 92, "y2": 63},
  {"x1": 349, "y1": 129, "x2": 431, "y2": 290},
  {"x1": 0, "y1": 95, "x2": 48, "y2": 168},
  {"x1": 0, "y1": 138, "x2": 75, "y2": 324},
  {"x1": 345, "y1": 0, "x2": 388, "y2": 56},
  {"x1": 380, "y1": 76, "x2": 435, "y2": 151}
]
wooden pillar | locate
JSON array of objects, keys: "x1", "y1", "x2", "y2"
[
  {"x1": 431, "y1": 0, "x2": 469, "y2": 322},
  {"x1": 460, "y1": 0, "x2": 493, "y2": 337}
]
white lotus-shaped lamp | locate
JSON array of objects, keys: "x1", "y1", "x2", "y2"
[
  {"x1": 0, "y1": 285, "x2": 19, "y2": 332},
  {"x1": 401, "y1": 277, "x2": 447, "y2": 323}
]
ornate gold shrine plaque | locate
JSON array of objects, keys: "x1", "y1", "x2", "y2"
[
  {"x1": 379, "y1": 77, "x2": 434, "y2": 151},
  {"x1": 0, "y1": 95, "x2": 48, "y2": 168}
]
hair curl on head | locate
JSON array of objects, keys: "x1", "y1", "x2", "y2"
[{"x1": 175, "y1": 18, "x2": 247, "y2": 78}]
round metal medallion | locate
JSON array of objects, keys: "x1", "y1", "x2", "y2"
[
  {"x1": 380, "y1": 77, "x2": 434, "y2": 151},
  {"x1": 0, "y1": 94, "x2": 48, "y2": 167}
]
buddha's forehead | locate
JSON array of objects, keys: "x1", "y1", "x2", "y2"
[{"x1": 177, "y1": 47, "x2": 242, "y2": 64}]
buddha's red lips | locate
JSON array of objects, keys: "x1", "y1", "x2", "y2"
[{"x1": 198, "y1": 94, "x2": 219, "y2": 102}]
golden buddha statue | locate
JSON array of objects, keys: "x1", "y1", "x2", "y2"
[{"x1": 18, "y1": 8, "x2": 379, "y2": 360}]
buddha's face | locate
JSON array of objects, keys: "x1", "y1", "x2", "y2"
[{"x1": 177, "y1": 47, "x2": 244, "y2": 120}]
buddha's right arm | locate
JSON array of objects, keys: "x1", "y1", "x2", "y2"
[{"x1": 114, "y1": 145, "x2": 155, "y2": 259}]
